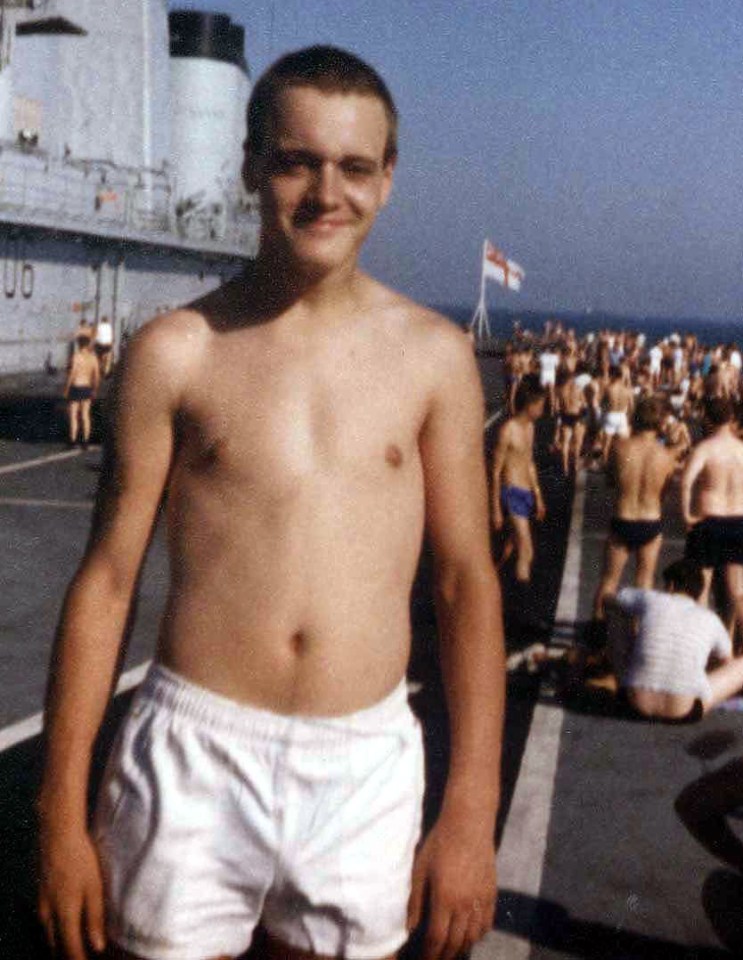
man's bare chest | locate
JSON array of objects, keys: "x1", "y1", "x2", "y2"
[{"x1": 174, "y1": 348, "x2": 426, "y2": 489}]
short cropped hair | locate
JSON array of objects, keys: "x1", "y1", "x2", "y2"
[
  {"x1": 662, "y1": 558, "x2": 704, "y2": 601},
  {"x1": 632, "y1": 397, "x2": 663, "y2": 433},
  {"x1": 704, "y1": 396, "x2": 734, "y2": 426},
  {"x1": 247, "y1": 45, "x2": 398, "y2": 164},
  {"x1": 514, "y1": 374, "x2": 546, "y2": 413}
]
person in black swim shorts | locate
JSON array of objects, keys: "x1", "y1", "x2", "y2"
[
  {"x1": 609, "y1": 517, "x2": 664, "y2": 551},
  {"x1": 593, "y1": 397, "x2": 676, "y2": 620},
  {"x1": 63, "y1": 334, "x2": 100, "y2": 448},
  {"x1": 682, "y1": 397, "x2": 743, "y2": 649}
]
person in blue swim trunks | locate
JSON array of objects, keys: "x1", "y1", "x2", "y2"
[{"x1": 492, "y1": 375, "x2": 546, "y2": 583}]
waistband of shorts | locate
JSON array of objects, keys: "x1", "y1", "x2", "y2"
[
  {"x1": 136, "y1": 663, "x2": 415, "y2": 743},
  {"x1": 696, "y1": 515, "x2": 743, "y2": 526}
]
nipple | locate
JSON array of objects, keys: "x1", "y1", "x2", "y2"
[{"x1": 385, "y1": 444, "x2": 403, "y2": 468}]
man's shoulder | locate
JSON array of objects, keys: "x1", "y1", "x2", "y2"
[
  {"x1": 373, "y1": 288, "x2": 466, "y2": 344},
  {"x1": 121, "y1": 308, "x2": 211, "y2": 394},
  {"x1": 373, "y1": 289, "x2": 475, "y2": 371},
  {"x1": 130, "y1": 307, "x2": 210, "y2": 355}
]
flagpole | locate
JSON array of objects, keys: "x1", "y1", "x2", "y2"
[{"x1": 469, "y1": 239, "x2": 491, "y2": 341}]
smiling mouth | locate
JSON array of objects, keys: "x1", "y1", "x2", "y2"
[{"x1": 297, "y1": 218, "x2": 351, "y2": 232}]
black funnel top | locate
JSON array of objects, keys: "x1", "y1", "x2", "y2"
[{"x1": 169, "y1": 10, "x2": 248, "y2": 73}]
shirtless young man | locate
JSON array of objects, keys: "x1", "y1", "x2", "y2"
[
  {"x1": 492, "y1": 377, "x2": 546, "y2": 583},
  {"x1": 555, "y1": 368, "x2": 587, "y2": 476},
  {"x1": 37, "y1": 47, "x2": 504, "y2": 960},
  {"x1": 593, "y1": 397, "x2": 675, "y2": 620},
  {"x1": 64, "y1": 335, "x2": 101, "y2": 448},
  {"x1": 682, "y1": 396, "x2": 743, "y2": 647},
  {"x1": 600, "y1": 365, "x2": 634, "y2": 465}
]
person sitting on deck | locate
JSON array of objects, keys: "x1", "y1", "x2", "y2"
[
  {"x1": 604, "y1": 558, "x2": 743, "y2": 723},
  {"x1": 592, "y1": 396, "x2": 676, "y2": 622}
]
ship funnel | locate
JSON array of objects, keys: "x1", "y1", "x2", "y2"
[{"x1": 169, "y1": 9, "x2": 250, "y2": 241}]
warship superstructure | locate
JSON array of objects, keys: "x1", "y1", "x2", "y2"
[{"x1": 0, "y1": 0, "x2": 259, "y2": 375}]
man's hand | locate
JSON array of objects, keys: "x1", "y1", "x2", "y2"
[
  {"x1": 535, "y1": 497, "x2": 546, "y2": 522},
  {"x1": 408, "y1": 814, "x2": 497, "y2": 960},
  {"x1": 38, "y1": 823, "x2": 107, "y2": 959},
  {"x1": 492, "y1": 505, "x2": 504, "y2": 531}
]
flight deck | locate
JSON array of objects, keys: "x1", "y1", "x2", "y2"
[{"x1": 1, "y1": 359, "x2": 741, "y2": 957}]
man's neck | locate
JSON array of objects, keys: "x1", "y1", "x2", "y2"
[{"x1": 245, "y1": 251, "x2": 366, "y2": 321}]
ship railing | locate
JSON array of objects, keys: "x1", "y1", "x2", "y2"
[
  {"x1": 0, "y1": 149, "x2": 259, "y2": 252},
  {"x1": 0, "y1": 151, "x2": 173, "y2": 235}
]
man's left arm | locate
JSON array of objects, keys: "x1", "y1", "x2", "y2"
[
  {"x1": 528, "y1": 455, "x2": 546, "y2": 520},
  {"x1": 408, "y1": 323, "x2": 505, "y2": 960}
]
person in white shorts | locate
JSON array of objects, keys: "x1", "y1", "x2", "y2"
[
  {"x1": 603, "y1": 409, "x2": 629, "y2": 436},
  {"x1": 38, "y1": 46, "x2": 505, "y2": 960},
  {"x1": 94, "y1": 666, "x2": 424, "y2": 959},
  {"x1": 94, "y1": 315, "x2": 114, "y2": 377},
  {"x1": 600, "y1": 365, "x2": 633, "y2": 463},
  {"x1": 538, "y1": 345, "x2": 559, "y2": 412}
]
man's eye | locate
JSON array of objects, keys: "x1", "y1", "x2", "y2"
[
  {"x1": 273, "y1": 155, "x2": 309, "y2": 174},
  {"x1": 343, "y1": 163, "x2": 375, "y2": 178}
]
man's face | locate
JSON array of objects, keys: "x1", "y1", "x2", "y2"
[{"x1": 245, "y1": 86, "x2": 395, "y2": 276}]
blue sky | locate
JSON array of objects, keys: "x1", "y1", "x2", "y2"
[{"x1": 170, "y1": 0, "x2": 743, "y2": 321}]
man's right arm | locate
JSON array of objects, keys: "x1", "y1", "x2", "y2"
[{"x1": 37, "y1": 313, "x2": 197, "y2": 958}]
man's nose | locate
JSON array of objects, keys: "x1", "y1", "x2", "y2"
[{"x1": 311, "y1": 162, "x2": 343, "y2": 207}]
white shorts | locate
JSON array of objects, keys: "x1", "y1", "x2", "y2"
[
  {"x1": 603, "y1": 410, "x2": 629, "y2": 436},
  {"x1": 539, "y1": 370, "x2": 556, "y2": 387},
  {"x1": 94, "y1": 664, "x2": 425, "y2": 960}
]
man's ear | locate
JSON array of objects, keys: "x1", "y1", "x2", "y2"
[{"x1": 379, "y1": 156, "x2": 397, "y2": 208}]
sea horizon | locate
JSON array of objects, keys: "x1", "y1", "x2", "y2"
[{"x1": 433, "y1": 303, "x2": 742, "y2": 348}]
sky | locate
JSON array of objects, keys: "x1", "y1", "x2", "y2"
[{"x1": 170, "y1": 0, "x2": 743, "y2": 321}]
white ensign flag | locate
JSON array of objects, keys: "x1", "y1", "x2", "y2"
[{"x1": 483, "y1": 240, "x2": 525, "y2": 291}]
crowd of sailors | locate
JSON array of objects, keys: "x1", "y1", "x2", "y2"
[
  {"x1": 494, "y1": 317, "x2": 743, "y2": 715},
  {"x1": 493, "y1": 317, "x2": 743, "y2": 872}
]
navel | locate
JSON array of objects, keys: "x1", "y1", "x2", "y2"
[
  {"x1": 290, "y1": 631, "x2": 307, "y2": 655},
  {"x1": 385, "y1": 443, "x2": 404, "y2": 468}
]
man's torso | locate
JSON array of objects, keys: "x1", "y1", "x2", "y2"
[
  {"x1": 693, "y1": 432, "x2": 743, "y2": 518},
  {"x1": 500, "y1": 418, "x2": 534, "y2": 488},
  {"x1": 156, "y1": 286, "x2": 441, "y2": 716},
  {"x1": 613, "y1": 436, "x2": 671, "y2": 520}
]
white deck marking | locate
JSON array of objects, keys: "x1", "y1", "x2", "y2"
[
  {"x1": 0, "y1": 662, "x2": 151, "y2": 753},
  {"x1": 485, "y1": 408, "x2": 506, "y2": 431},
  {"x1": 0, "y1": 497, "x2": 93, "y2": 510},
  {"x1": 473, "y1": 470, "x2": 587, "y2": 960},
  {"x1": 0, "y1": 449, "x2": 81, "y2": 475}
]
